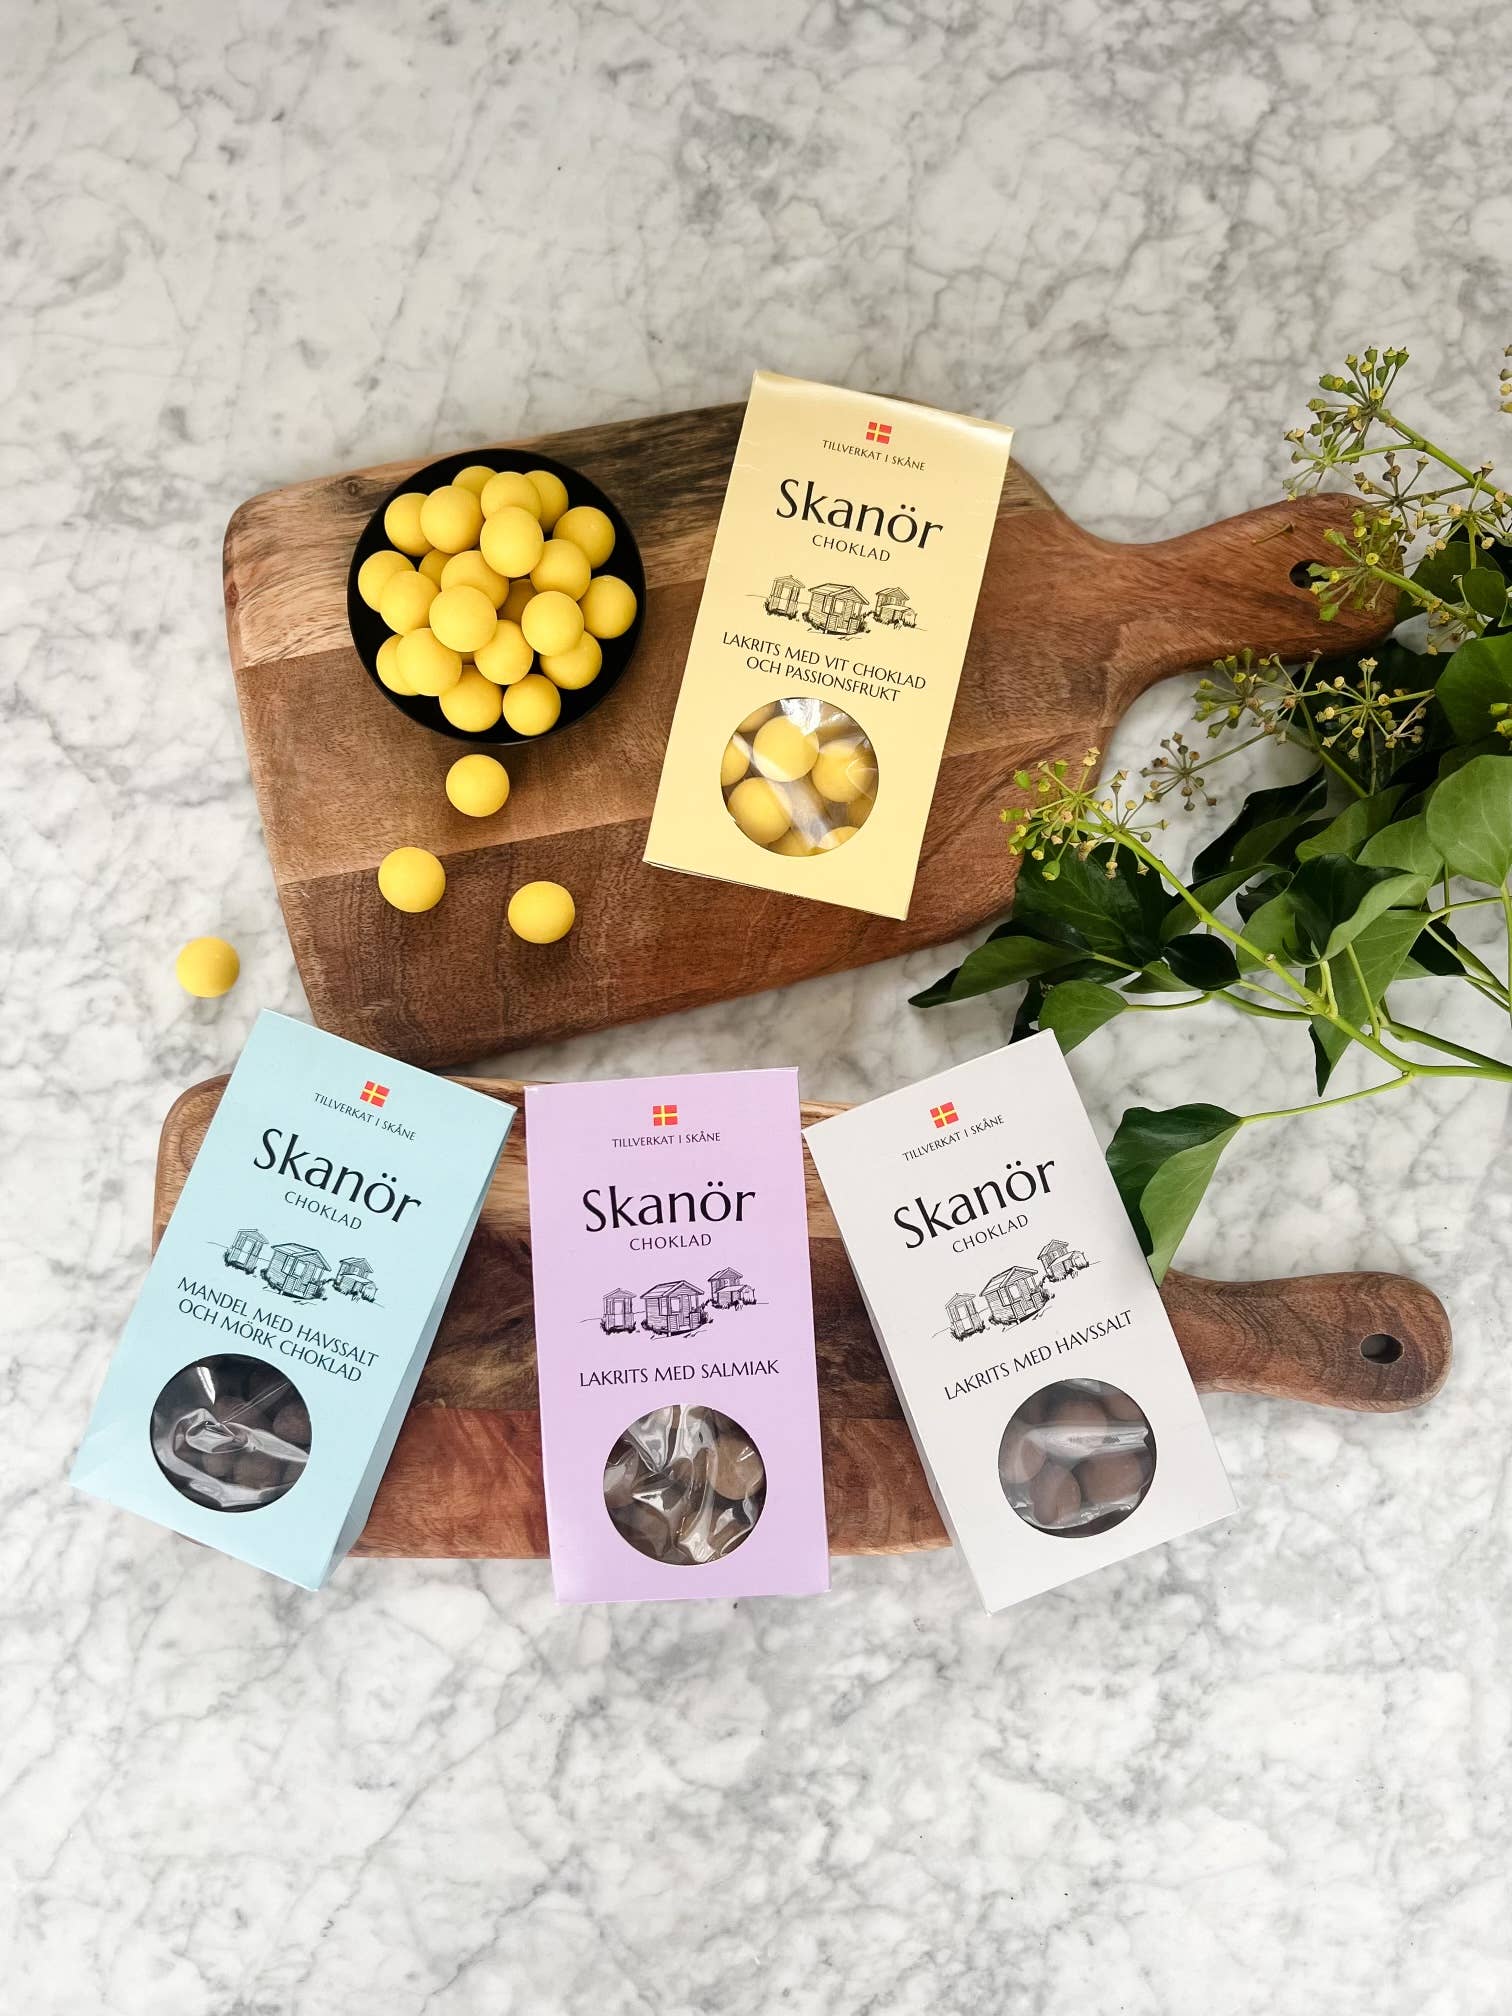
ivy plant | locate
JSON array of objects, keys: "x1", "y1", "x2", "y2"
[{"x1": 915, "y1": 346, "x2": 1512, "y2": 1279}]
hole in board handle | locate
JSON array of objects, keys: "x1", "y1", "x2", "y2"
[
  {"x1": 1289, "y1": 559, "x2": 1325, "y2": 589},
  {"x1": 1360, "y1": 1333, "x2": 1404, "y2": 1365}
]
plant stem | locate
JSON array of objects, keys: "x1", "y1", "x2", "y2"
[
  {"x1": 1385, "y1": 1018, "x2": 1511, "y2": 1071},
  {"x1": 1241, "y1": 1072, "x2": 1414, "y2": 1126}
]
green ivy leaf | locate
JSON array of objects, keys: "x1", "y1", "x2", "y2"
[
  {"x1": 1356, "y1": 812, "x2": 1443, "y2": 906},
  {"x1": 1191, "y1": 771, "x2": 1327, "y2": 882},
  {"x1": 1013, "y1": 847, "x2": 1168, "y2": 965},
  {"x1": 1308, "y1": 907, "x2": 1426, "y2": 1092},
  {"x1": 1159, "y1": 868, "x2": 1255, "y2": 941},
  {"x1": 1237, "y1": 888, "x2": 1305, "y2": 969},
  {"x1": 1295, "y1": 786, "x2": 1405, "y2": 862},
  {"x1": 1435, "y1": 633, "x2": 1512, "y2": 743},
  {"x1": 1106, "y1": 1104, "x2": 1242, "y2": 1282},
  {"x1": 910, "y1": 928, "x2": 1083, "y2": 1007},
  {"x1": 1425, "y1": 752, "x2": 1512, "y2": 887},
  {"x1": 1288, "y1": 855, "x2": 1421, "y2": 961},
  {"x1": 1462, "y1": 568, "x2": 1509, "y2": 625},
  {"x1": 1010, "y1": 978, "x2": 1047, "y2": 1041},
  {"x1": 1039, "y1": 980, "x2": 1127, "y2": 1053},
  {"x1": 1164, "y1": 933, "x2": 1242, "y2": 990}
]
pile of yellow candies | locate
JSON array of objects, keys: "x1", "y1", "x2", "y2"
[
  {"x1": 721, "y1": 696, "x2": 877, "y2": 856},
  {"x1": 355, "y1": 462, "x2": 639, "y2": 739}
]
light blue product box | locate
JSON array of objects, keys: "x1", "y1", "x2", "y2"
[{"x1": 71, "y1": 1011, "x2": 514, "y2": 1589}]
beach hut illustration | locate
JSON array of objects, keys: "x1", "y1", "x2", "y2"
[
  {"x1": 334, "y1": 1256, "x2": 376, "y2": 1300},
  {"x1": 262, "y1": 1242, "x2": 332, "y2": 1302},
  {"x1": 982, "y1": 1265, "x2": 1050, "y2": 1327},
  {"x1": 601, "y1": 1288, "x2": 637, "y2": 1334},
  {"x1": 946, "y1": 1290, "x2": 987, "y2": 1340},
  {"x1": 764, "y1": 574, "x2": 804, "y2": 618},
  {"x1": 642, "y1": 1279, "x2": 709, "y2": 1336},
  {"x1": 224, "y1": 1227, "x2": 268, "y2": 1275},
  {"x1": 1038, "y1": 1239, "x2": 1079, "y2": 1283},
  {"x1": 804, "y1": 582, "x2": 869, "y2": 637},
  {"x1": 709, "y1": 1266, "x2": 747, "y2": 1310},
  {"x1": 873, "y1": 587, "x2": 915, "y2": 628}
]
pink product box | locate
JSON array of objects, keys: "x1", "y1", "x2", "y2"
[{"x1": 525, "y1": 1070, "x2": 830, "y2": 1604}]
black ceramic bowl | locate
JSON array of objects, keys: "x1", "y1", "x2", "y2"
[{"x1": 346, "y1": 447, "x2": 645, "y2": 747}]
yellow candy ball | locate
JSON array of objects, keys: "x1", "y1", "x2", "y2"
[
  {"x1": 453, "y1": 464, "x2": 496, "y2": 496},
  {"x1": 720, "y1": 738, "x2": 749, "y2": 789},
  {"x1": 375, "y1": 634, "x2": 412, "y2": 694},
  {"x1": 429, "y1": 583, "x2": 498, "y2": 655},
  {"x1": 395, "y1": 626, "x2": 462, "y2": 696},
  {"x1": 440, "y1": 548, "x2": 508, "y2": 607},
  {"x1": 530, "y1": 538, "x2": 592, "y2": 600},
  {"x1": 526, "y1": 468, "x2": 569, "y2": 531},
  {"x1": 378, "y1": 568, "x2": 439, "y2": 635},
  {"x1": 727, "y1": 777, "x2": 791, "y2": 846},
  {"x1": 358, "y1": 548, "x2": 413, "y2": 610},
  {"x1": 738, "y1": 701, "x2": 777, "y2": 736},
  {"x1": 175, "y1": 935, "x2": 240, "y2": 998},
  {"x1": 383, "y1": 492, "x2": 429, "y2": 556},
  {"x1": 769, "y1": 829, "x2": 816, "y2": 858},
  {"x1": 500, "y1": 578, "x2": 536, "y2": 624},
  {"x1": 816, "y1": 825, "x2": 859, "y2": 851},
  {"x1": 378, "y1": 847, "x2": 446, "y2": 913},
  {"x1": 439, "y1": 668, "x2": 504, "y2": 733},
  {"x1": 521, "y1": 590, "x2": 584, "y2": 657},
  {"x1": 417, "y1": 548, "x2": 448, "y2": 585},
  {"x1": 752, "y1": 716, "x2": 818, "y2": 782},
  {"x1": 480, "y1": 506, "x2": 546, "y2": 580},
  {"x1": 579, "y1": 574, "x2": 638, "y2": 641},
  {"x1": 851, "y1": 792, "x2": 876, "y2": 828},
  {"x1": 420, "y1": 484, "x2": 484, "y2": 555},
  {"x1": 812, "y1": 737, "x2": 879, "y2": 804},
  {"x1": 474, "y1": 620, "x2": 534, "y2": 686},
  {"x1": 540, "y1": 634, "x2": 603, "y2": 691},
  {"x1": 508, "y1": 880, "x2": 575, "y2": 944},
  {"x1": 501, "y1": 672, "x2": 562, "y2": 737},
  {"x1": 446, "y1": 753, "x2": 511, "y2": 818},
  {"x1": 481, "y1": 470, "x2": 544, "y2": 519},
  {"x1": 555, "y1": 505, "x2": 615, "y2": 569}
]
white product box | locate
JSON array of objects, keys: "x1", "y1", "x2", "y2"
[{"x1": 804, "y1": 1034, "x2": 1235, "y2": 1612}]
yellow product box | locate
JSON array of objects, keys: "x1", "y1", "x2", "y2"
[{"x1": 644, "y1": 371, "x2": 1014, "y2": 920}]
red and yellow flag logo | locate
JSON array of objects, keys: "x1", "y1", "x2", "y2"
[
  {"x1": 929, "y1": 1101, "x2": 958, "y2": 1129},
  {"x1": 865, "y1": 418, "x2": 892, "y2": 445},
  {"x1": 360, "y1": 1081, "x2": 390, "y2": 1108},
  {"x1": 652, "y1": 1103, "x2": 679, "y2": 1127}
]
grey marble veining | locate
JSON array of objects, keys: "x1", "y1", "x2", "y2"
[{"x1": 5, "y1": 1, "x2": 1512, "y2": 2010}]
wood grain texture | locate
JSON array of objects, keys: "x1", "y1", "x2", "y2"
[
  {"x1": 223, "y1": 404, "x2": 1393, "y2": 1068},
  {"x1": 155, "y1": 1076, "x2": 1452, "y2": 1560}
]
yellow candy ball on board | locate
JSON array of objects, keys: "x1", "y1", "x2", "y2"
[
  {"x1": 815, "y1": 825, "x2": 859, "y2": 851},
  {"x1": 727, "y1": 777, "x2": 791, "y2": 846},
  {"x1": 769, "y1": 829, "x2": 816, "y2": 857},
  {"x1": 175, "y1": 935, "x2": 240, "y2": 998},
  {"x1": 429, "y1": 583, "x2": 498, "y2": 655},
  {"x1": 440, "y1": 548, "x2": 508, "y2": 607},
  {"x1": 500, "y1": 578, "x2": 536, "y2": 624},
  {"x1": 480, "y1": 506, "x2": 546, "y2": 580},
  {"x1": 555, "y1": 504, "x2": 615, "y2": 569},
  {"x1": 395, "y1": 626, "x2": 462, "y2": 696},
  {"x1": 420, "y1": 484, "x2": 485, "y2": 555},
  {"x1": 417, "y1": 548, "x2": 448, "y2": 585},
  {"x1": 480, "y1": 470, "x2": 543, "y2": 519},
  {"x1": 738, "y1": 701, "x2": 777, "y2": 736},
  {"x1": 383, "y1": 492, "x2": 429, "y2": 556},
  {"x1": 812, "y1": 737, "x2": 878, "y2": 804},
  {"x1": 453, "y1": 464, "x2": 496, "y2": 496},
  {"x1": 720, "y1": 738, "x2": 749, "y2": 789},
  {"x1": 439, "y1": 668, "x2": 504, "y2": 733},
  {"x1": 378, "y1": 847, "x2": 446, "y2": 913},
  {"x1": 579, "y1": 574, "x2": 638, "y2": 640},
  {"x1": 521, "y1": 589, "x2": 584, "y2": 658},
  {"x1": 508, "y1": 880, "x2": 575, "y2": 944},
  {"x1": 752, "y1": 716, "x2": 818, "y2": 782},
  {"x1": 530, "y1": 538, "x2": 592, "y2": 600},
  {"x1": 474, "y1": 620, "x2": 534, "y2": 686},
  {"x1": 358, "y1": 548, "x2": 413, "y2": 610},
  {"x1": 446, "y1": 752, "x2": 511, "y2": 817},
  {"x1": 378, "y1": 568, "x2": 439, "y2": 635},
  {"x1": 526, "y1": 468, "x2": 569, "y2": 531},
  {"x1": 375, "y1": 634, "x2": 412, "y2": 694},
  {"x1": 501, "y1": 672, "x2": 562, "y2": 736},
  {"x1": 540, "y1": 633, "x2": 602, "y2": 691}
]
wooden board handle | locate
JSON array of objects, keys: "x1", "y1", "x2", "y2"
[{"x1": 1163, "y1": 1266, "x2": 1451, "y2": 1412}]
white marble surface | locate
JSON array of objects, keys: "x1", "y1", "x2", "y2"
[{"x1": 5, "y1": 2, "x2": 1512, "y2": 2009}]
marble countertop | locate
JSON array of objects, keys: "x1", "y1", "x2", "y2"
[{"x1": 6, "y1": 2, "x2": 1512, "y2": 2010}]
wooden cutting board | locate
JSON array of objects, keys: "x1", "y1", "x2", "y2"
[
  {"x1": 155, "y1": 1076, "x2": 1451, "y2": 1560},
  {"x1": 224, "y1": 406, "x2": 1390, "y2": 1069}
]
